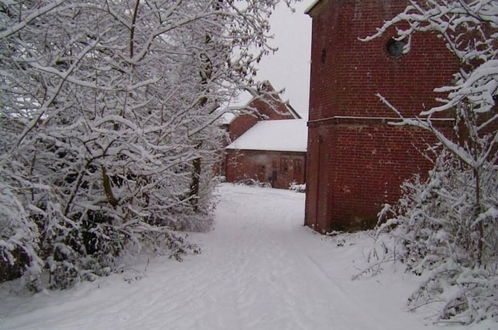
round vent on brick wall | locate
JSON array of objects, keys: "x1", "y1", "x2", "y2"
[{"x1": 386, "y1": 38, "x2": 407, "y2": 57}]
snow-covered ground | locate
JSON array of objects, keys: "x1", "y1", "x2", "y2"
[{"x1": 0, "y1": 184, "x2": 495, "y2": 330}]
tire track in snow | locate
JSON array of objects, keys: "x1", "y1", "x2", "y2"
[
  {"x1": 210, "y1": 185, "x2": 340, "y2": 330},
  {"x1": 1, "y1": 184, "x2": 454, "y2": 330}
]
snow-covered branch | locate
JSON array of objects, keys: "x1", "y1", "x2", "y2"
[
  {"x1": 365, "y1": 1, "x2": 498, "y2": 324},
  {"x1": 0, "y1": 0, "x2": 297, "y2": 290}
]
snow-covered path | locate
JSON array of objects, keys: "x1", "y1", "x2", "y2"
[{"x1": 0, "y1": 184, "x2": 490, "y2": 330}]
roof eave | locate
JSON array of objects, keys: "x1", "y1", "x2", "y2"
[
  {"x1": 286, "y1": 104, "x2": 302, "y2": 119},
  {"x1": 225, "y1": 147, "x2": 307, "y2": 153},
  {"x1": 304, "y1": 0, "x2": 321, "y2": 16}
]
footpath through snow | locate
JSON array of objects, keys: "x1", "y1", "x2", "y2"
[{"x1": 0, "y1": 184, "x2": 494, "y2": 330}]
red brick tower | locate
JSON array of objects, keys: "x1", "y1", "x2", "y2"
[{"x1": 304, "y1": 0, "x2": 458, "y2": 232}]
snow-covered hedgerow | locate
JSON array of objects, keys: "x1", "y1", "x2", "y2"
[{"x1": 376, "y1": 151, "x2": 498, "y2": 324}]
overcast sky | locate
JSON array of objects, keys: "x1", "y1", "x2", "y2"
[{"x1": 256, "y1": 0, "x2": 314, "y2": 118}]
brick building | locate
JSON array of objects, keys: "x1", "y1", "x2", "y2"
[
  {"x1": 304, "y1": 0, "x2": 458, "y2": 232},
  {"x1": 225, "y1": 119, "x2": 307, "y2": 189},
  {"x1": 222, "y1": 82, "x2": 306, "y2": 189}
]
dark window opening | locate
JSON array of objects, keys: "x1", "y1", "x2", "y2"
[
  {"x1": 386, "y1": 38, "x2": 407, "y2": 57},
  {"x1": 280, "y1": 158, "x2": 288, "y2": 173},
  {"x1": 294, "y1": 159, "x2": 302, "y2": 173},
  {"x1": 321, "y1": 49, "x2": 327, "y2": 64}
]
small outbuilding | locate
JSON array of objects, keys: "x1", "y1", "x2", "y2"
[{"x1": 225, "y1": 119, "x2": 307, "y2": 189}]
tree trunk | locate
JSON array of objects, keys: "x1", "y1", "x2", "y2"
[
  {"x1": 474, "y1": 167, "x2": 483, "y2": 266},
  {"x1": 189, "y1": 153, "x2": 202, "y2": 212}
]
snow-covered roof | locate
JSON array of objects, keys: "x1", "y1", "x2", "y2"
[
  {"x1": 220, "y1": 91, "x2": 301, "y2": 125},
  {"x1": 218, "y1": 92, "x2": 253, "y2": 125},
  {"x1": 220, "y1": 112, "x2": 236, "y2": 125},
  {"x1": 226, "y1": 119, "x2": 307, "y2": 152}
]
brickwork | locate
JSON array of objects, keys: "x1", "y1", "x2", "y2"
[
  {"x1": 308, "y1": 0, "x2": 456, "y2": 121},
  {"x1": 226, "y1": 149, "x2": 306, "y2": 189},
  {"x1": 305, "y1": 0, "x2": 459, "y2": 232},
  {"x1": 228, "y1": 114, "x2": 259, "y2": 142}
]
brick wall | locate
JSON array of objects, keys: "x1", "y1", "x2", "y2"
[
  {"x1": 226, "y1": 149, "x2": 306, "y2": 189},
  {"x1": 228, "y1": 114, "x2": 259, "y2": 142},
  {"x1": 305, "y1": 0, "x2": 459, "y2": 232},
  {"x1": 305, "y1": 120, "x2": 454, "y2": 232},
  {"x1": 308, "y1": 0, "x2": 456, "y2": 121}
]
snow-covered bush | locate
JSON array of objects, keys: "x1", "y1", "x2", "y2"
[
  {"x1": 377, "y1": 151, "x2": 497, "y2": 324},
  {"x1": 0, "y1": 0, "x2": 294, "y2": 290},
  {"x1": 289, "y1": 182, "x2": 306, "y2": 193},
  {"x1": 236, "y1": 178, "x2": 272, "y2": 189},
  {"x1": 362, "y1": 0, "x2": 498, "y2": 324}
]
